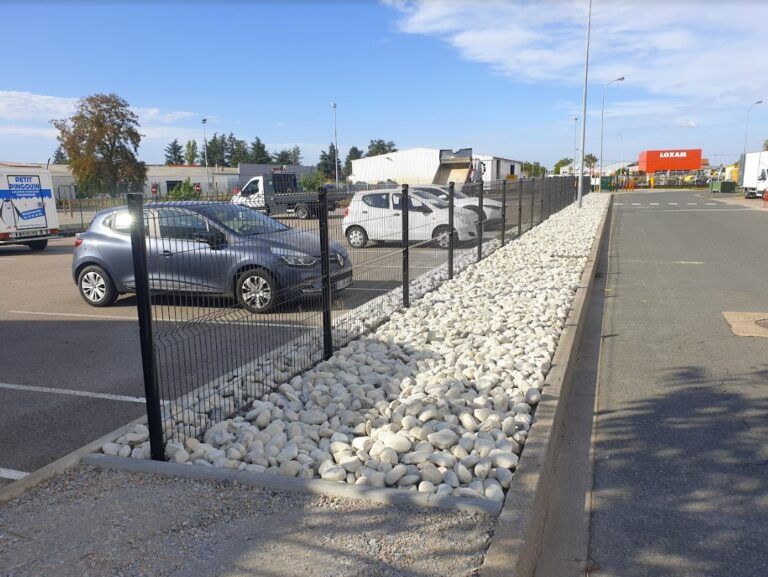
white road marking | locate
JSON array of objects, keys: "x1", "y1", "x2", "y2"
[
  {"x1": 650, "y1": 202, "x2": 660, "y2": 206},
  {"x1": 687, "y1": 202, "x2": 698, "y2": 205},
  {"x1": 0, "y1": 381, "x2": 170, "y2": 405},
  {"x1": 631, "y1": 203, "x2": 641, "y2": 206},
  {"x1": 0, "y1": 468, "x2": 29, "y2": 481},
  {"x1": 9, "y1": 310, "x2": 136, "y2": 321},
  {"x1": 674, "y1": 261, "x2": 705, "y2": 264},
  {"x1": 706, "y1": 202, "x2": 718, "y2": 205},
  {"x1": 668, "y1": 202, "x2": 679, "y2": 205}
]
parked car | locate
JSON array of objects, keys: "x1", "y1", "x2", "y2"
[
  {"x1": 341, "y1": 189, "x2": 478, "y2": 249},
  {"x1": 411, "y1": 185, "x2": 503, "y2": 224},
  {"x1": 72, "y1": 202, "x2": 352, "y2": 313}
]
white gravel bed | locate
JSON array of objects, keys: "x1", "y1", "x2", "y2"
[{"x1": 102, "y1": 195, "x2": 608, "y2": 502}]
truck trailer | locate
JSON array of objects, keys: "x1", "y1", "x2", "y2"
[{"x1": 0, "y1": 164, "x2": 59, "y2": 250}]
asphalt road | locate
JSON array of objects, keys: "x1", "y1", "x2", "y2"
[
  {"x1": 0, "y1": 191, "x2": 552, "y2": 486},
  {"x1": 589, "y1": 189, "x2": 768, "y2": 576}
]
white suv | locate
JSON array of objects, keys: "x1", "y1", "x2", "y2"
[{"x1": 342, "y1": 189, "x2": 478, "y2": 249}]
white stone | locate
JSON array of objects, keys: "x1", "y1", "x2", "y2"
[{"x1": 427, "y1": 429, "x2": 458, "y2": 450}]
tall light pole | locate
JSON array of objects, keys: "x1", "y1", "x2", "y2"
[
  {"x1": 331, "y1": 102, "x2": 339, "y2": 190},
  {"x1": 577, "y1": 0, "x2": 593, "y2": 208},
  {"x1": 573, "y1": 116, "x2": 578, "y2": 175},
  {"x1": 202, "y1": 117, "x2": 210, "y2": 199},
  {"x1": 743, "y1": 99, "x2": 762, "y2": 173},
  {"x1": 599, "y1": 76, "x2": 625, "y2": 190}
]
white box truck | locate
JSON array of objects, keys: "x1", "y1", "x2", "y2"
[
  {"x1": 740, "y1": 152, "x2": 768, "y2": 199},
  {"x1": 0, "y1": 164, "x2": 59, "y2": 250}
]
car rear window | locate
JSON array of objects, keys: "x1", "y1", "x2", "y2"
[{"x1": 362, "y1": 193, "x2": 389, "y2": 209}]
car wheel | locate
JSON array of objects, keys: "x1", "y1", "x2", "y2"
[
  {"x1": 78, "y1": 265, "x2": 118, "y2": 307},
  {"x1": 295, "y1": 203, "x2": 310, "y2": 220},
  {"x1": 26, "y1": 239, "x2": 48, "y2": 251},
  {"x1": 237, "y1": 269, "x2": 277, "y2": 313},
  {"x1": 346, "y1": 226, "x2": 368, "y2": 248},
  {"x1": 432, "y1": 225, "x2": 453, "y2": 249}
]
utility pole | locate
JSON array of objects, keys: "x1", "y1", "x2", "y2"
[
  {"x1": 202, "y1": 118, "x2": 211, "y2": 200},
  {"x1": 577, "y1": 0, "x2": 592, "y2": 208},
  {"x1": 331, "y1": 102, "x2": 339, "y2": 190},
  {"x1": 600, "y1": 76, "x2": 625, "y2": 190},
  {"x1": 743, "y1": 100, "x2": 763, "y2": 175}
]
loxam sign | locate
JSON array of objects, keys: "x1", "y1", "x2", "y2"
[{"x1": 659, "y1": 151, "x2": 688, "y2": 158}]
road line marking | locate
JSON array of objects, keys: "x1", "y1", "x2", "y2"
[
  {"x1": 0, "y1": 382, "x2": 170, "y2": 405},
  {"x1": 674, "y1": 261, "x2": 704, "y2": 264},
  {"x1": 0, "y1": 468, "x2": 29, "y2": 481},
  {"x1": 650, "y1": 202, "x2": 660, "y2": 205},
  {"x1": 706, "y1": 202, "x2": 718, "y2": 205},
  {"x1": 631, "y1": 202, "x2": 641, "y2": 206},
  {"x1": 9, "y1": 310, "x2": 136, "y2": 321},
  {"x1": 668, "y1": 202, "x2": 678, "y2": 205},
  {"x1": 687, "y1": 202, "x2": 698, "y2": 205}
]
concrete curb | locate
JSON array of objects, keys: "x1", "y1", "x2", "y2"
[
  {"x1": 82, "y1": 453, "x2": 501, "y2": 515},
  {"x1": 481, "y1": 195, "x2": 613, "y2": 577},
  {"x1": 0, "y1": 415, "x2": 147, "y2": 507}
]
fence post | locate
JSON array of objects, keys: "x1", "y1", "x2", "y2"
[
  {"x1": 127, "y1": 193, "x2": 164, "y2": 461},
  {"x1": 530, "y1": 180, "x2": 535, "y2": 229},
  {"x1": 539, "y1": 181, "x2": 545, "y2": 224},
  {"x1": 402, "y1": 184, "x2": 410, "y2": 308},
  {"x1": 500, "y1": 179, "x2": 507, "y2": 246},
  {"x1": 517, "y1": 180, "x2": 523, "y2": 238},
  {"x1": 477, "y1": 180, "x2": 484, "y2": 262},
  {"x1": 448, "y1": 181, "x2": 455, "y2": 279},
  {"x1": 317, "y1": 188, "x2": 333, "y2": 360}
]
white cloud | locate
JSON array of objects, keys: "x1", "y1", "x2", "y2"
[
  {"x1": 385, "y1": 0, "x2": 768, "y2": 103},
  {"x1": 0, "y1": 91, "x2": 77, "y2": 121}
]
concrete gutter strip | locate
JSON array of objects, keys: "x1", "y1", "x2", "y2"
[
  {"x1": 82, "y1": 453, "x2": 502, "y2": 515},
  {"x1": 0, "y1": 415, "x2": 147, "y2": 507},
  {"x1": 481, "y1": 195, "x2": 613, "y2": 577}
]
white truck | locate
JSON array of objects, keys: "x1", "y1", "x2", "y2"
[
  {"x1": 740, "y1": 152, "x2": 768, "y2": 198},
  {"x1": 0, "y1": 164, "x2": 59, "y2": 250}
]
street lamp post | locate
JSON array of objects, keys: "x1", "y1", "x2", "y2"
[
  {"x1": 743, "y1": 100, "x2": 763, "y2": 172},
  {"x1": 573, "y1": 116, "x2": 578, "y2": 176},
  {"x1": 331, "y1": 102, "x2": 339, "y2": 190},
  {"x1": 577, "y1": 0, "x2": 593, "y2": 208},
  {"x1": 202, "y1": 118, "x2": 211, "y2": 199},
  {"x1": 599, "y1": 76, "x2": 625, "y2": 190}
]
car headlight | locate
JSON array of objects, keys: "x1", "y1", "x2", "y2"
[{"x1": 271, "y1": 247, "x2": 317, "y2": 266}]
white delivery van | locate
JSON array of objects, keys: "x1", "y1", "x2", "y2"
[
  {"x1": 0, "y1": 164, "x2": 59, "y2": 250},
  {"x1": 740, "y1": 152, "x2": 768, "y2": 199}
]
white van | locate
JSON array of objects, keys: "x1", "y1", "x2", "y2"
[
  {"x1": 341, "y1": 189, "x2": 478, "y2": 249},
  {"x1": 0, "y1": 164, "x2": 59, "y2": 250}
]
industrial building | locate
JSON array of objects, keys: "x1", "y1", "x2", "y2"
[
  {"x1": 348, "y1": 147, "x2": 524, "y2": 185},
  {"x1": 638, "y1": 149, "x2": 703, "y2": 173}
]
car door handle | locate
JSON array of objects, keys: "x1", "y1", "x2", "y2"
[
  {"x1": 361, "y1": 210, "x2": 368, "y2": 214},
  {"x1": 162, "y1": 250, "x2": 173, "y2": 258},
  {"x1": 393, "y1": 213, "x2": 401, "y2": 216}
]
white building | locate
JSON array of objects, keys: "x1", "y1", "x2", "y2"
[{"x1": 349, "y1": 147, "x2": 523, "y2": 185}]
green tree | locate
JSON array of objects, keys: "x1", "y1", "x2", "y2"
[
  {"x1": 763, "y1": 139, "x2": 768, "y2": 152},
  {"x1": 184, "y1": 139, "x2": 198, "y2": 165},
  {"x1": 168, "y1": 177, "x2": 201, "y2": 200},
  {"x1": 225, "y1": 133, "x2": 250, "y2": 167},
  {"x1": 52, "y1": 93, "x2": 146, "y2": 196},
  {"x1": 289, "y1": 145, "x2": 302, "y2": 165},
  {"x1": 522, "y1": 162, "x2": 547, "y2": 177},
  {"x1": 299, "y1": 172, "x2": 326, "y2": 191},
  {"x1": 344, "y1": 146, "x2": 363, "y2": 176},
  {"x1": 272, "y1": 148, "x2": 293, "y2": 165},
  {"x1": 52, "y1": 146, "x2": 68, "y2": 164},
  {"x1": 201, "y1": 133, "x2": 226, "y2": 166},
  {"x1": 553, "y1": 157, "x2": 572, "y2": 174},
  {"x1": 317, "y1": 143, "x2": 341, "y2": 179},
  {"x1": 164, "y1": 139, "x2": 184, "y2": 165},
  {"x1": 366, "y1": 139, "x2": 397, "y2": 157},
  {"x1": 248, "y1": 137, "x2": 272, "y2": 164},
  {"x1": 584, "y1": 153, "x2": 598, "y2": 172}
]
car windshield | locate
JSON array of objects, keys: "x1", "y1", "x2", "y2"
[
  {"x1": 196, "y1": 204, "x2": 289, "y2": 236},
  {"x1": 414, "y1": 188, "x2": 465, "y2": 204}
]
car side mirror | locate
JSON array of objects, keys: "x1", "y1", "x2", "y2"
[{"x1": 194, "y1": 230, "x2": 226, "y2": 248}]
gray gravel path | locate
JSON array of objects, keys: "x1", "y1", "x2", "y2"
[{"x1": 0, "y1": 465, "x2": 494, "y2": 577}]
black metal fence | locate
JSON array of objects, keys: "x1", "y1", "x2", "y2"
[{"x1": 125, "y1": 176, "x2": 587, "y2": 458}]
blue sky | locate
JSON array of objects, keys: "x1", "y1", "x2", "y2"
[{"x1": 2, "y1": 0, "x2": 768, "y2": 168}]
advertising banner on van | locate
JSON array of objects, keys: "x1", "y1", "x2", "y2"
[{"x1": 1, "y1": 175, "x2": 50, "y2": 230}]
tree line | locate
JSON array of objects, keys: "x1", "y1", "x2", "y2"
[{"x1": 50, "y1": 91, "x2": 400, "y2": 196}]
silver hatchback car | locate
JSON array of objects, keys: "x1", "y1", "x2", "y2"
[{"x1": 72, "y1": 202, "x2": 352, "y2": 313}]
